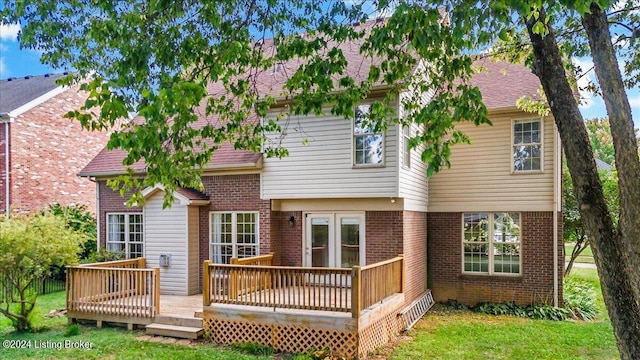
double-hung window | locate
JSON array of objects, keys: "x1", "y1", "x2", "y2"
[
  {"x1": 513, "y1": 118, "x2": 543, "y2": 172},
  {"x1": 210, "y1": 212, "x2": 259, "y2": 264},
  {"x1": 462, "y1": 213, "x2": 521, "y2": 275},
  {"x1": 353, "y1": 105, "x2": 384, "y2": 166},
  {"x1": 106, "y1": 213, "x2": 144, "y2": 258}
]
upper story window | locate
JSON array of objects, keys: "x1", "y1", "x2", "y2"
[
  {"x1": 353, "y1": 105, "x2": 384, "y2": 166},
  {"x1": 402, "y1": 125, "x2": 411, "y2": 168},
  {"x1": 210, "y1": 212, "x2": 259, "y2": 264},
  {"x1": 462, "y1": 212, "x2": 521, "y2": 275},
  {"x1": 513, "y1": 118, "x2": 543, "y2": 172},
  {"x1": 107, "y1": 213, "x2": 144, "y2": 259}
]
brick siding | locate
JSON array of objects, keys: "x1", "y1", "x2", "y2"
[
  {"x1": 197, "y1": 174, "x2": 272, "y2": 287},
  {"x1": 5, "y1": 85, "x2": 109, "y2": 214},
  {"x1": 274, "y1": 211, "x2": 303, "y2": 266},
  {"x1": 97, "y1": 181, "x2": 142, "y2": 248},
  {"x1": 402, "y1": 211, "x2": 428, "y2": 303},
  {"x1": 428, "y1": 211, "x2": 563, "y2": 306}
]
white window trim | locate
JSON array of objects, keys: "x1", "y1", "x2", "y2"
[
  {"x1": 352, "y1": 104, "x2": 386, "y2": 168},
  {"x1": 106, "y1": 212, "x2": 144, "y2": 259},
  {"x1": 461, "y1": 212, "x2": 522, "y2": 276},
  {"x1": 511, "y1": 117, "x2": 544, "y2": 174},
  {"x1": 209, "y1": 211, "x2": 260, "y2": 263}
]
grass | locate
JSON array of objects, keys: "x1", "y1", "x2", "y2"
[
  {"x1": 565, "y1": 244, "x2": 595, "y2": 264},
  {"x1": 0, "y1": 292, "x2": 269, "y2": 360},
  {"x1": 391, "y1": 268, "x2": 618, "y2": 360},
  {"x1": 1, "y1": 270, "x2": 619, "y2": 359}
]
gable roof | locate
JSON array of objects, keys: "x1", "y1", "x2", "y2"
[
  {"x1": 470, "y1": 57, "x2": 541, "y2": 110},
  {"x1": 0, "y1": 73, "x2": 70, "y2": 116},
  {"x1": 79, "y1": 24, "x2": 544, "y2": 178}
]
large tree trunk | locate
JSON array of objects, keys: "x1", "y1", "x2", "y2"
[
  {"x1": 582, "y1": 2, "x2": 640, "y2": 297},
  {"x1": 525, "y1": 8, "x2": 640, "y2": 359}
]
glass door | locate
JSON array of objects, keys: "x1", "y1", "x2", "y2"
[
  {"x1": 305, "y1": 214, "x2": 333, "y2": 267},
  {"x1": 305, "y1": 213, "x2": 365, "y2": 268}
]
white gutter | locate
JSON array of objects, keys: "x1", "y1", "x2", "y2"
[{"x1": 553, "y1": 122, "x2": 561, "y2": 307}]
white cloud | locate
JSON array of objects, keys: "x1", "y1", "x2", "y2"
[
  {"x1": 572, "y1": 57, "x2": 597, "y2": 109},
  {"x1": 0, "y1": 57, "x2": 6, "y2": 78},
  {"x1": 629, "y1": 95, "x2": 640, "y2": 108},
  {"x1": 0, "y1": 23, "x2": 21, "y2": 41}
]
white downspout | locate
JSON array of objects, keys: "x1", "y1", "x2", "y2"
[
  {"x1": 95, "y1": 180, "x2": 100, "y2": 251},
  {"x1": 3, "y1": 118, "x2": 10, "y2": 217},
  {"x1": 553, "y1": 123, "x2": 561, "y2": 307}
]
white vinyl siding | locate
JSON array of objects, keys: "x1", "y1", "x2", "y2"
[
  {"x1": 262, "y1": 108, "x2": 398, "y2": 199},
  {"x1": 144, "y1": 192, "x2": 189, "y2": 295},
  {"x1": 397, "y1": 90, "x2": 429, "y2": 212},
  {"x1": 428, "y1": 113, "x2": 556, "y2": 212}
]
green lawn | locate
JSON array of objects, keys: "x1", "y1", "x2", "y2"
[
  {"x1": 565, "y1": 244, "x2": 595, "y2": 264},
  {"x1": 0, "y1": 292, "x2": 268, "y2": 360},
  {"x1": 1, "y1": 270, "x2": 619, "y2": 359},
  {"x1": 390, "y1": 268, "x2": 618, "y2": 360}
]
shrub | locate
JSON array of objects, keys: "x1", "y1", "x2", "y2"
[
  {"x1": 0, "y1": 214, "x2": 83, "y2": 331},
  {"x1": 472, "y1": 301, "x2": 572, "y2": 321},
  {"x1": 82, "y1": 248, "x2": 126, "y2": 264},
  {"x1": 564, "y1": 276, "x2": 598, "y2": 320},
  {"x1": 45, "y1": 204, "x2": 97, "y2": 260}
]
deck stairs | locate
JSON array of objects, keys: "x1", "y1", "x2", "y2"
[{"x1": 146, "y1": 314, "x2": 204, "y2": 339}]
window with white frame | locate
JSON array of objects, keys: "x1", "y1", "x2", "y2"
[
  {"x1": 210, "y1": 212, "x2": 259, "y2": 264},
  {"x1": 107, "y1": 213, "x2": 144, "y2": 258},
  {"x1": 353, "y1": 105, "x2": 384, "y2": 166},
  {"x1": 402, "y1": 125, "x2": 411, "y2": 168},
  {"x1": 462, "y1": 213, "x2": 521, "y2": 275},
  {"x1": 513, "y1": 118, "x2": 543, "y2": 172}
]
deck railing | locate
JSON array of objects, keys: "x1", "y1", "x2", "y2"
[
  {"x1": 66, "y1": 258, "x2": 160, "y2": 319},
  {"x1": 354, "y1": 256, "x2": 404, "y2": 313},
  {"x1": 204, "y1": 254, "x2": 404, "y2": 317}
]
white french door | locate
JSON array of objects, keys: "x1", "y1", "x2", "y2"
[{"x1": 304, "y1": 213, "x2": 365, "y2": 268}]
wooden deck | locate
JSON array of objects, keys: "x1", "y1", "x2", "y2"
[{"x1": 66, "y1": 255, "x2": 408, "y2": 358}]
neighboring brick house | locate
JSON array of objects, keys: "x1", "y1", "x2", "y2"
[{"x1": 0, "y1": 74, "x2": 109, "y2": 215}]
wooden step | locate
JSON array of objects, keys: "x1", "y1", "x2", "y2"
[
  {"x1": 153, "y1": 314, "x2": 202, "y2": 328},
  {"x1": 145, "y1": 323, "x2": 204, "y2": 339}
]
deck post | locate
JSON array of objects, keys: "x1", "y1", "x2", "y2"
[
  {"x1": 203, "y1": 260, "x2": 211, "y2": 306},
  {"x1": 65, "y1": 266, "x2": 71, "y2": 313},
  {"x1": 230, "y1": 258, "x2": 238, "y2": 299},
  {"x1": 351, "y1": 265, "x2": 361, "y2": 318},
  {"x1": 399, "y1": 254, "x2": 405, "y2": 294},
  {"x1": 138, "y1": 257, "x2": 146, "y2": 269},
  {"x1": 153, "y1": 267, "x2": 161, "y2": 315}
]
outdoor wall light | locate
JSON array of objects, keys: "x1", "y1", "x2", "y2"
[{"x1": 288, "y1": 215, "x2": 295, "y2": 227}]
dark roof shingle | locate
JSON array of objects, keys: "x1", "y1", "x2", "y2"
[
  {"x1": 0, "y1": 73, "x2": 68, "y2": 113},
  {"x1": 79, "y1": 25, "x2": 543, "y2": 177}
]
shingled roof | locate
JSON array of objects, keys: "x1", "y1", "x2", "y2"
[
  {"x1": 0, "y1": 73, "x2": 68, "y2": 114},
  {"x1": 79, "y1": 22, "x2": 543, "y2": 178}
]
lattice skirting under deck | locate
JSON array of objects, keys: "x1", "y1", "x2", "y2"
[{"x1": 203, "y1": 317, "x2": 359, "y2": 359}]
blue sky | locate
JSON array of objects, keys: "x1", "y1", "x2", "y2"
[{"x1": 1, "y1": 23, "x2": 638, "y2": 127}]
